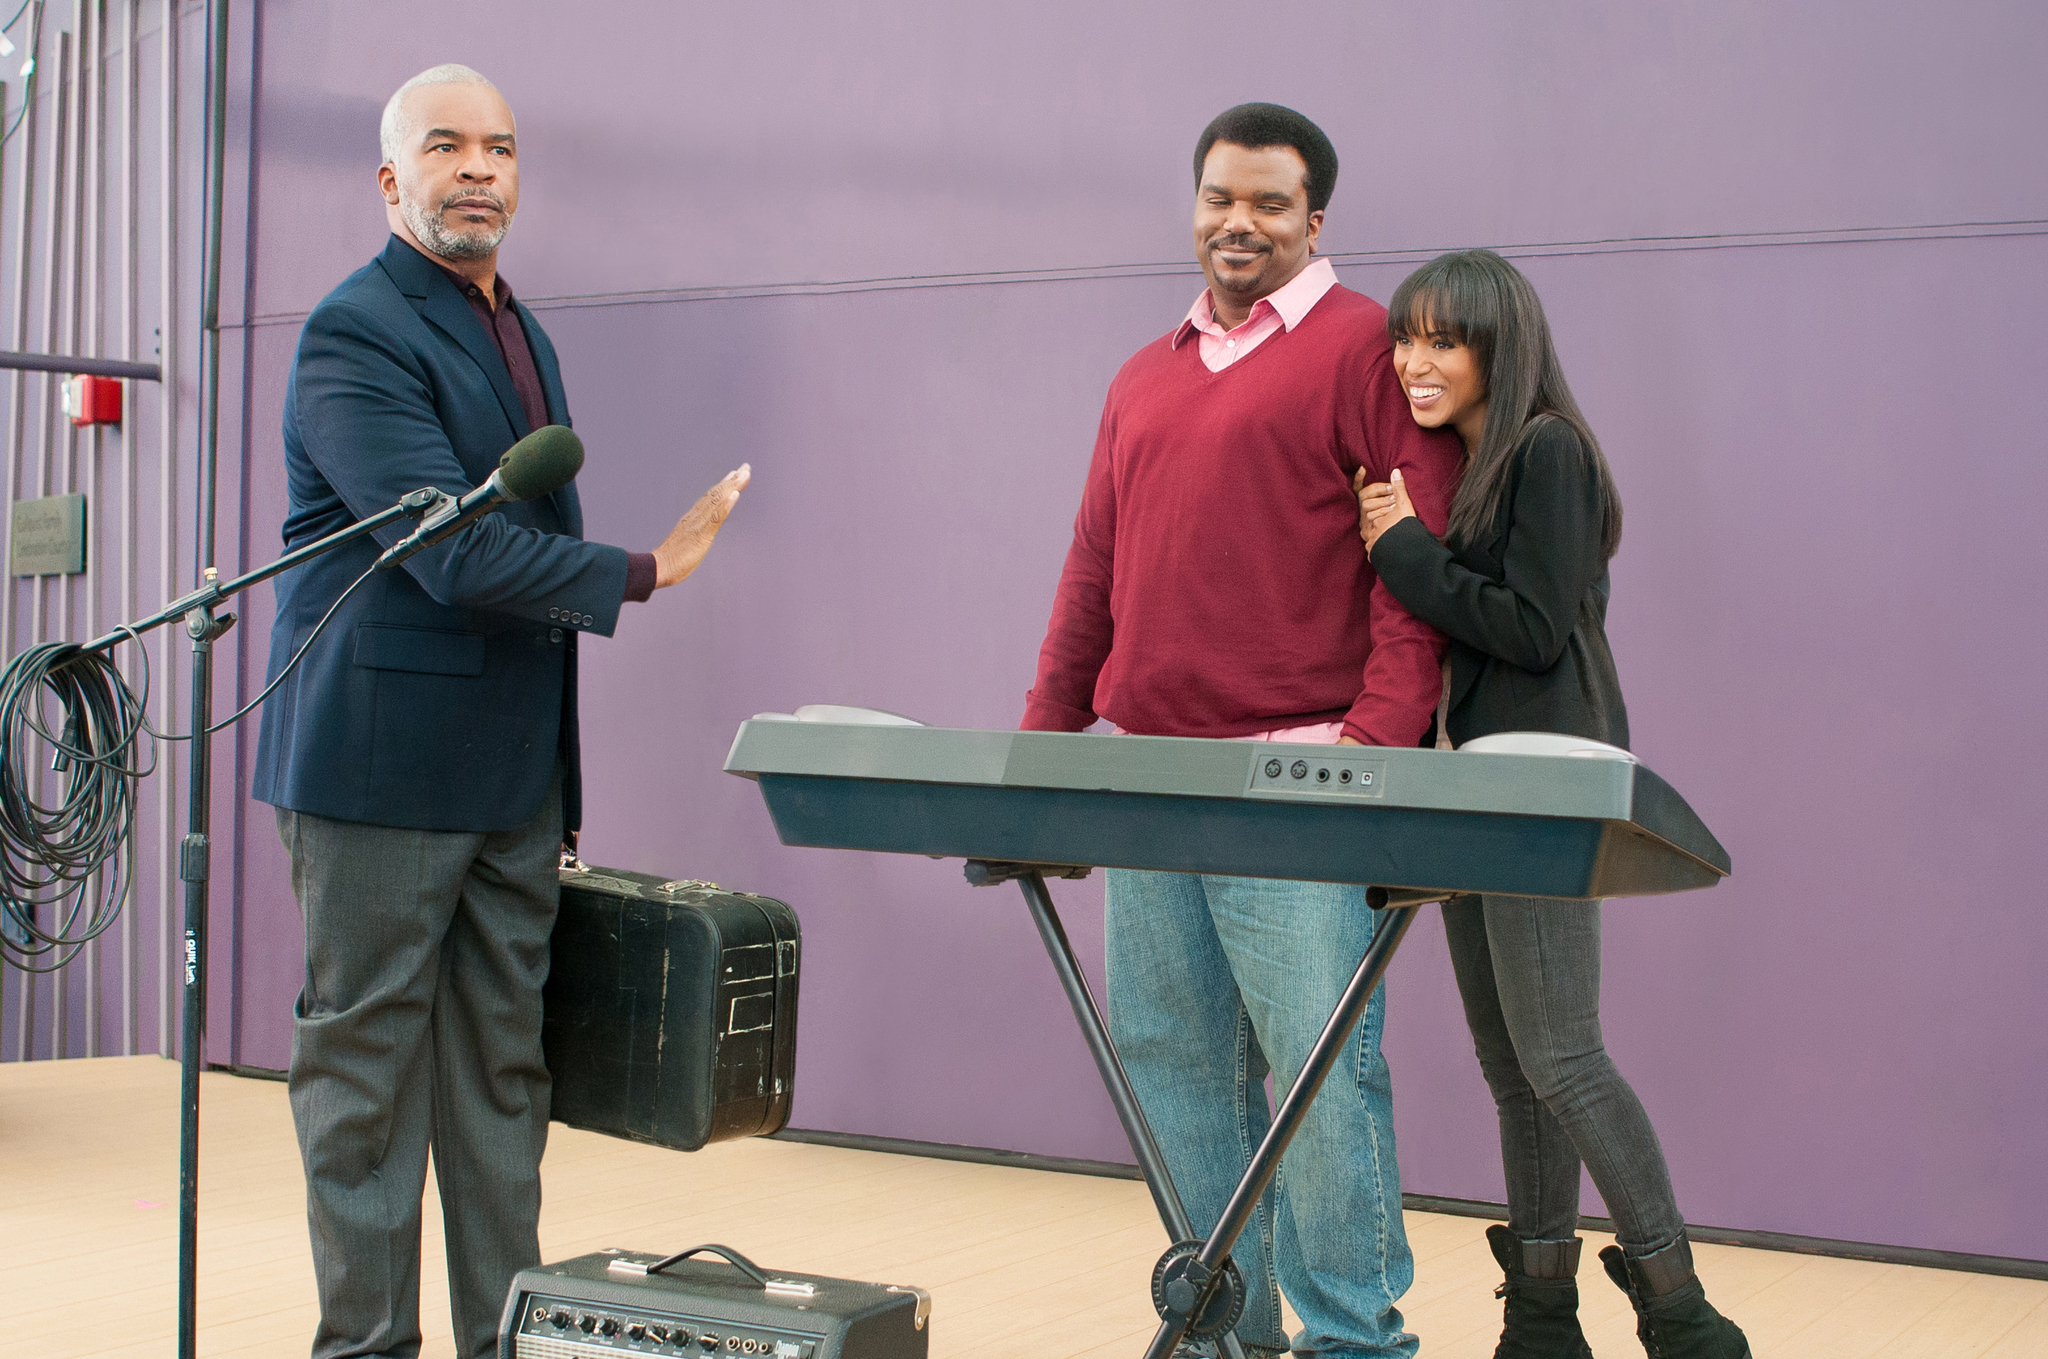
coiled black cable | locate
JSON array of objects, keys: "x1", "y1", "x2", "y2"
[
  {"x1": 0, "y1": 562, "x2": 375, "y2": 972},
  {"x1": 0, "y1": 641, "x2": 145, "y2": 972}
]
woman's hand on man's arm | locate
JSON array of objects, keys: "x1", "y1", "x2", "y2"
[{"x1": 1353, "y1": 465, "x2": 1419, "y2": 554}]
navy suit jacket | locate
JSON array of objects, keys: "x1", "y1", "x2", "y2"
[{"x1": 253, "y1": 236, "x2": 627, "y2": 833}]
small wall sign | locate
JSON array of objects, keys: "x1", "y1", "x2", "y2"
[{"x1": 11, "y1": 493, "x2": 87, "y2": 576}]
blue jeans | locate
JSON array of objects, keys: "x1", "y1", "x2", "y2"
[{"x1": 1106, "y1": 870, "x2": 1417, "y2": 1358}]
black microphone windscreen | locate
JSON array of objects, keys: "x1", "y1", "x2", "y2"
[{"x1": 496, "y1": 425, "x2": 586, "y2": 501}]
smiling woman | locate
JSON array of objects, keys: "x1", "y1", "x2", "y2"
[
  {"x1": 1379, "y1": 249, "x2": 1621, "y2": 559},
  {"x1": 1356, "y1": 248, "x2": 1749, "y2": 1359}
]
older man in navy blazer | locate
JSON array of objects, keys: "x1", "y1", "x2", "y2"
[{"x1": 253, "y1": 64, "x2": 748, "y2": 1359}]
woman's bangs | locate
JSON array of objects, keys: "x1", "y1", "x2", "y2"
[{"x1": 1387, "y1": 265, "x2": 1488, "y2": 348}]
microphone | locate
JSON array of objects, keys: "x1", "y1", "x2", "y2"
[{"x1": 375, "y1": 425, "x2": 586, "y2": 572}]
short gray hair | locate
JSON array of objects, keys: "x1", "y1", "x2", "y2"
[{"x1": 379, "y1": 63, "x2": 500, "y2": 164}]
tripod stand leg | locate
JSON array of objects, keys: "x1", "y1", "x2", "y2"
[
  {"x1": 1013, "y1": 872, "x2": 1249, "y2": 1359},
  {"x1": 1137, "y1": 901, "x2": 1426, "y2": 1359}
]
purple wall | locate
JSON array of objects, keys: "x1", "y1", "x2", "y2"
[
  {"x1": 215, "y1": 1, "x2": 2048, "y2": 1261},
  {"x1": 0, "y1": 3, "x2": 247, "y2": 1067}
]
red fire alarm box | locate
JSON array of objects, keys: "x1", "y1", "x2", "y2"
[{"x1": 60, "y1": 374, "x2": 122, "y2": 427}]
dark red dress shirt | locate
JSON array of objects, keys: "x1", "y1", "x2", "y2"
[{"x1": 438, "y1": 263, "x2": 656, "y2": 603}]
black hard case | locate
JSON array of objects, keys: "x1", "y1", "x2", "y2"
[
  {"x1": 544, "y1": 866, "x2": 799, "y2": 1151},
  {"x1": 499, "y1": 1249, "x2": 928, "y2": 1359}
]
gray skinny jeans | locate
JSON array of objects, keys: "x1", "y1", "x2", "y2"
[{"x1": 1441, "y1": 894, "x2": 1687, "y2": 1254}]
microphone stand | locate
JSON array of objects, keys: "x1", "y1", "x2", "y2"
[{"x1": 75, "y1": 484, "x2": 445, "y2": 1359}]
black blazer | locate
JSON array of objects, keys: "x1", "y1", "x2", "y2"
[
  {"x1": 252, "y1": 236, "x2": 629, "y2": 833},
  {"x1": 1369, "y1": 419, "x2": 1628, "y2": 749}
]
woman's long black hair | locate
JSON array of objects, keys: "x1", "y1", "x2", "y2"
[{"x1": 1386, "y1": 249, "x2": 1623, "y2": 559}]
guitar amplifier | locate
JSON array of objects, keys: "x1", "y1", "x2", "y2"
[
  {"x1": 544, "y1": 866, "x2": 799, "y2": 1151},
  {"x1": 499, "y1": 1247, "x2": 930, "y2": 1359}
]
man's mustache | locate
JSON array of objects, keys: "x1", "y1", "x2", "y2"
[
  {"x1": 1206, "y1": 233, "x2": 1271, "y2": 255},
  {"x1": 440, "y1": 189, "x2": 508, "y2": 215}
]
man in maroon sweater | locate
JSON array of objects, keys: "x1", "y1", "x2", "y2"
[{"x1": 1022, "y1": 105, "x2": 1462, "y2": 1359}]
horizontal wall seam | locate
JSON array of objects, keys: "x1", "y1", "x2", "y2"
[
  {"x1": 227, "y1": 216, "x2": 2048, "y2": 331},
  {"x1": 771, "y1": 1129, "x2": 2048, "y2": 1280}
]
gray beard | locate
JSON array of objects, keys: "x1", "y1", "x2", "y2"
[{"x1": 402, "y1": 194, "x2": 510, "y2": 261}]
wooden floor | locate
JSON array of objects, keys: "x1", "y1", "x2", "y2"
[{"x1": 6, "y1": 1058, "x2": 2044, "y2": 1358}]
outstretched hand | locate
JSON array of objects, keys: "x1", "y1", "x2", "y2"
[
  {"x1": 653, "y1": 464, "x2": 751, "y2": 589},
  {"x1": 1353, "y1": 466, "x2": 1417, "y2": 554}
]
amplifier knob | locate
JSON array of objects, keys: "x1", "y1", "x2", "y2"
[
  {"x1": 550, "y1": 1310, "x2": 571, "y2": 1329},
  {"x1": 600, "y1": 1318, "x2": 620, "y2": 1336},
  {"x1": 670, "y1": 1326, "x2": 693, "y2": 1346},
  {"x1": 698, "y1": 1335, "x2": 720, "y2": 1351},
  {"x1": 627, "y1": 1322, "x2": 647, "y2": 1341},
  {"x1": 579, "y1": 1314, "x2": 598, "y2": 1333}
]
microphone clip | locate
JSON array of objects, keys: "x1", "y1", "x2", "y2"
[
  {"x1": 410, "y1": 490, "x2": 465, "y2": 539},
  {"x1": 374, "y1": 486, "x2": 463, "y2": 573},
  {"x1": 398, "y1": 485, "x2": 449, "y2": 518}
]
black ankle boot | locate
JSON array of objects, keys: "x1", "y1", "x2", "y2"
[
  {"x1": 1486, "y1": 1224, "x2": 1594, "y2": 1358},
  {"x1": 1599, "y1": 1238, "x2": 1751, "y2": 1358}
]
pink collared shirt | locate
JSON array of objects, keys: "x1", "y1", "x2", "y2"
[{"x1": 1173, "y1": 256, "x2": 1339, "y2": 373}]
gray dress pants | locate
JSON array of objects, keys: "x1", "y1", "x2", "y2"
[{"x1": 277, "y1": 777, "x2": 561, "y2": 1359}]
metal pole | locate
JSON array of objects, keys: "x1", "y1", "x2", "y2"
[
  {"x1": 21, "y1": 26, "x2": 71, "y2": 1063},
  {"x1": 80, "y1": 490, "x2": 435, "y2": 656},
  {"x1": 33, "y1": 30, "x2": 70, "y2": 652},
  {"x1": 178, "y1": 0, "x2": 227, "y2": 1344},
  {"x1": 73, "y1": 0, "x2": 97, "y2": 1057},
  {"x1": 175, "y1": 594, "x2": 226, "y2": 1359},
  {"x1": 81, "y1": 0, "x2": 105, "y2": 1059},
  {"x1": 155, "y1": 0, "x2": 175, "y2": 1065},
  {"x1": 35, "y1": 26, "x2": 68, "y2": 629},
  {"x1": 1015, "y1": 871, "x2": 1196, "y2": 1238},
  {"x1": 195, "y1": 0, "x2": 221, "y2": 572},
  {"x1": 1012, "y1": 870, "x2": 1249, "y2": 1359},
  {"x1": 119, "y1": 0, "x2": 136, "y2": 1057},
  {"x1": 52, "y1": 5, "x2": 85, "y2": 1062},
  {"x1": 0, "y1": 347, "x2": 160, "y2": 377}
]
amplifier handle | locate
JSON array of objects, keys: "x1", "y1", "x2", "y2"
[{"x1": 635, "y1": 1243, "x2": 772, "y2": 1288}]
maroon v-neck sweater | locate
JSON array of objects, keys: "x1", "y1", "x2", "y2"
[{"x1": 1022, "y1": 283, "x2": 1464, "y2": 746}]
